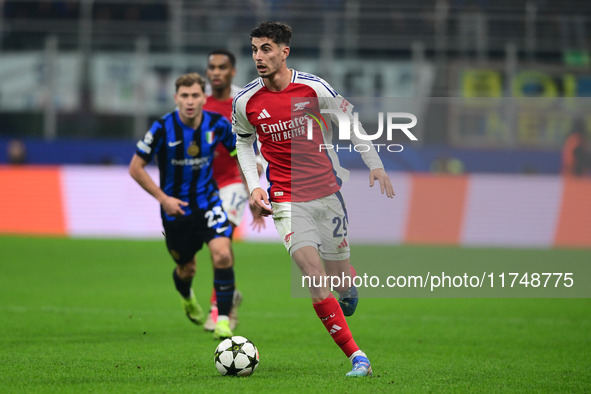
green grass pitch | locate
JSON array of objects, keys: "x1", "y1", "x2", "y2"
[{"x1": 0, "y1": 236, "x2": 589, "y2": 393}]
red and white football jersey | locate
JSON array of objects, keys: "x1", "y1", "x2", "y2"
[
  {"x1": 204, "y1": 86, "x2": 242, "y2": 189},
  {"x1": 233, "y1": 70, "x2": 354, "y2": 203}
]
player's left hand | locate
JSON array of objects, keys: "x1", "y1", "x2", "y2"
[{"x1": 369, "y1": 168, "x2": 395, "y2": 198}]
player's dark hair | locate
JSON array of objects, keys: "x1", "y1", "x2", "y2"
[
  {"x1": 250, "y1": 21, "x2": 292, "y2": 46},
  {"x1": 175, "y1": 72, "x2": 206, "y2": 93},
  {"x1": 207, "y1": 49, "x2": 236, "y2": 67}
]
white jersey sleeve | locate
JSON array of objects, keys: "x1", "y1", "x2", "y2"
[
  {"x1": 235, "y1": 133, "x2": 260, "y2": 195},
  {"x1": 232, "y1": 81, "x2": 262, "y2": 194}
]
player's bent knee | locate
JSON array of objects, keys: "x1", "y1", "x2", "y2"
[{"x1": 212, "y1": 249, "x2": 233, "y2": 269}]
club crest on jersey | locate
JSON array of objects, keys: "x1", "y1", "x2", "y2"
[
  {"x1": 187, "y1": 141, "x2": 200, "y2": 157},
  {"x1": 293, "y1": 101, "x2": 310, "y2": 111}
]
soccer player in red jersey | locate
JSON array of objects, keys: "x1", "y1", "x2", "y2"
[
  {"x1": 233, "y1": 21, "x2": 395, "y2": 377},
  {"x1": 203, "y1": 49, "x2": 265, "y2": 332}
]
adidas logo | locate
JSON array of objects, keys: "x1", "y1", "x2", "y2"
[
  {"x1": 337, "y1": 239, "x2": 349, "y2": 248},
  {"x1": 329, "y1": 324, "x2": 342, "y2": 335},
  {"x1": 257, "y1": 108, "x2": 271, "y2": 119}
]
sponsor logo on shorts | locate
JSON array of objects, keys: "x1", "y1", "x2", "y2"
[
  {"x1": 337, "y1": 238, "x2": 348, "y2": 248},
  {"x1": 284, "y1": 231, "x2": 294, "y2": 244}
]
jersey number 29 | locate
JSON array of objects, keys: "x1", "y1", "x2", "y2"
[{"x1": 332, "y1": 216, "x2": 348, "y2": 237}]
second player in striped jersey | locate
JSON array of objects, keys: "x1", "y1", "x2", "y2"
[{"x1": 130, "y1": 72, "x2": 238, "y2": 340}]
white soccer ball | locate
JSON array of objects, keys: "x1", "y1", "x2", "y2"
[{"x1": 214, "y1": 335, "x2": 259, "y2": 377}]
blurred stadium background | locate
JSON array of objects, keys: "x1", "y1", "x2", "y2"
[{"x1": 0, "y1": 0, "x2": 590, "y2": 247}]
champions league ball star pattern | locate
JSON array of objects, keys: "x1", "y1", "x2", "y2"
[{"x1": 214, "y1": 336, "x2": 260, "y2": 376}]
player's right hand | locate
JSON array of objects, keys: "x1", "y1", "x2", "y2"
[
  {"x1": 250, "y1": 215, "x2": 266, "y2": 232},
  {"x1": 250, "y1": 188, "x2": 273, "y2": 217},
  {"x1": 161, "y1": 196, "x2": 188, "y2": 217}
]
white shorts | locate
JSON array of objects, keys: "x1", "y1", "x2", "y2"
[
  {"x1": 272, "y1": 192, "x2": 350, "y2": 261},
  {"x1": 219, "y1": 182, "x2": 249, "y2": 227}
]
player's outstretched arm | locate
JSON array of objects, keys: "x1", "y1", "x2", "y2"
[
  {"x1": 250, "y1": 188, "x2": 273, "y2": 217},
  {"x1": 369, "y1": 168, "x2": 395, "y2": 198}
]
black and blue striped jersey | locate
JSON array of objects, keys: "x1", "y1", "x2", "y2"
[{"x1": 135, "y1": 110, "x2": 236, "y2": 221}]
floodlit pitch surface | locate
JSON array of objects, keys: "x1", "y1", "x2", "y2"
[{"x1": 0, "y1": 236, "x2": 589, "y2": 392}]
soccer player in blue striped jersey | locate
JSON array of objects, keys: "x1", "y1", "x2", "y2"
[{"x1": 129, "y1": 72, "x2": 237, "y2": 339}]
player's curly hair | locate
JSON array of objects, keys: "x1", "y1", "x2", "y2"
[
  {"x1": 175, "y1": 72, "x2": 206, "y2": 93},
  {"x1": 250, "y1": 21, "x2": 292, "y2": 46}
]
